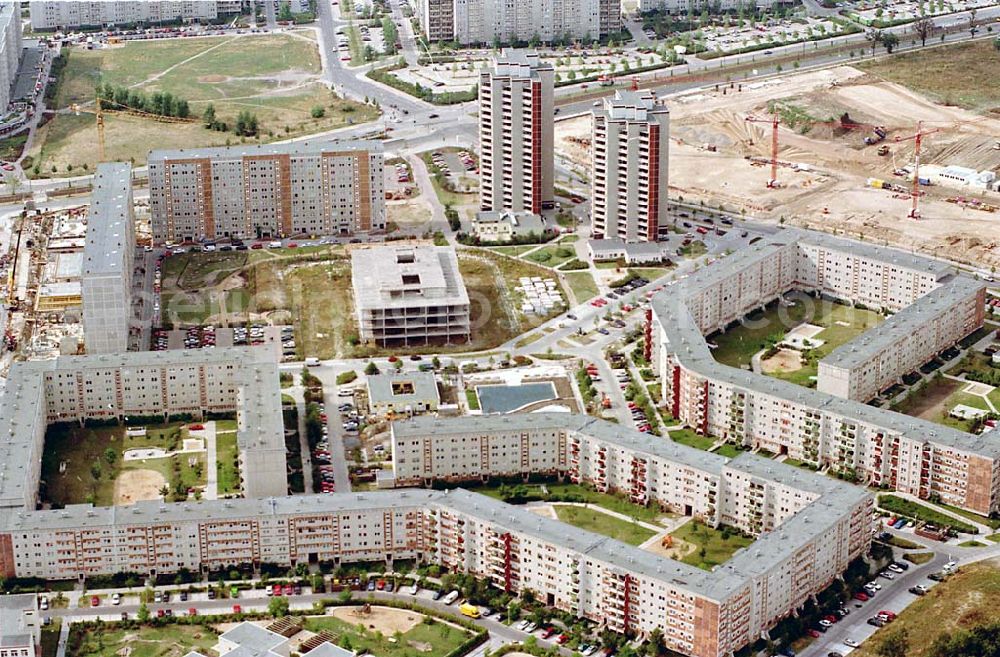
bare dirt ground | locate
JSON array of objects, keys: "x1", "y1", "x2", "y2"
[
  {"x1": 113, "y1": 469, "x2": 166, "y2": 505},
  {"x1": 761, "y1": 348, "x2": 804, "y2": 374},
  {"x1": 331, "y1": 606, "x2": 423, "y2": 634},
  {"x1": 556, "y1": 65, "x2": 1000, "y2": 268}
]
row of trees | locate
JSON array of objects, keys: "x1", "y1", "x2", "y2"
[
  {"x1": 201, "y1": 104, "x2": 259, "y2": 136},
  {"x1": 96, "y1": 82, "x2": 191, "y2": 118}
]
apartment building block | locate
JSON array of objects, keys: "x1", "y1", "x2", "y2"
[
  {"x1": 0, "y1": 411, "x2": 869, "y2": 657},
  {"x1": 27, "y1": 1, "x2": 237, "y2": 30},
  {"x1": 420, "y1": 0, "x2": 621, "y2": 44},
  {"x1": 0, "y1": 595, "x2": 39, "y2": 657},
  {"x1": 479, "y1": 51, "x2": 554, "y2": 215},
  {"x1": 82, "y1": 162, "x2": 135, "y2": 354},
  {"x1": 0, "y1": 2, "x2": 22, "y2": 113},
  {"x1": 652, "y1": 228, "x2": 1000, "y2": 515},
  {"x1": 591, "y1": 90, "x2": 670, "y2": 243},
  {"x1": 352, "y1": 246, "x2": 470, "y2": 347},
  {"x1": 0, "y1": 348, "x2": 287, "y2": 511},
  {"x1": 148, "y1": 140, "x2": 385, "y2": 244},
  {"x1": 638, "y1": 0, "x2": 787, "y2": 11}
]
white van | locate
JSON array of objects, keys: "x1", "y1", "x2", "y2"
[
  {"x1": 442, "y1": 590, "x2": 460, "y2": 605},
  {"x1": 305, "y1": 357, "x2": 320, "y2": 367}
]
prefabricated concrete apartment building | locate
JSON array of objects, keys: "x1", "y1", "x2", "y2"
[
  {"x1": 82, "y1": 162, "x2": 135, "y2": 354},
  {"x1": 148, "y1": 140, "x2": 385, "y2": 244},
  {"x1": 352, "y1": 246, "x2": 471, "y2": 347},
  {"x1": 652, "y1": 228, "x2": 998, "y2": 515}
]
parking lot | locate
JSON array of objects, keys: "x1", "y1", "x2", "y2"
[
  {"x1": 153, "y1": 325, "x2": 291, "y2": 358},
  {"x1": 699, "y1": 17, "x2": 848, "y2": 54}
]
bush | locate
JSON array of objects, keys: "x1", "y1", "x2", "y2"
[
  {"x1": 311, "y1": 106, "x2": 326, "y2": 119},
  {"x1": 336, "y1": 371, "x2": 358, "y2": 385}
]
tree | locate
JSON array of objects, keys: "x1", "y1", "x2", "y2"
[
  {"x1": 913, "y1": 17, "x2": 933, "y2": 46},
  {"x1": 3, "y1": 172, "x2": 20, "y2": 198},
  {"x1": 104, "y1": 448, "x2": 117, "y2": 466},
  {"x1": 877, "y1": 628, "x2": 909, "y2": 657},
  {"x1": 881, "y1": 32, "x2": 899, "y2": 53},
  {"x1": 365, "y1": 361, "x2": 379, "y2": 375},
  {"x1": 268, "y1": 595, "x2": 290, "y2": 617},
  {"x1": 311, "y1": 105, "x2": 326, "y2": 119},
  {"x1": 203, "y1": 104, "x2": 217, "y2": 129},
  {"x1": 137, "y1": 602, "x2": 150, "y2": 622},
  {"x1": 278, "y1": 3, "x2": 293, "y2": 21},
  {"x1": 867, "y1": 29, "x2": 884, "y2": 56},
  {"x1": 90, "y1": 462, "x2": 103, "y2": 480}
]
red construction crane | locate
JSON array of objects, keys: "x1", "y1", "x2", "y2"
[
  {"x1": 745, "y1": 113, "x2": 780, "y2": 188},
  {"x1": 894, "y1": 121, "x2": 941, "y2": 219}
]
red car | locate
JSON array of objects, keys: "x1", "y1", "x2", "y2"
[
  {"x1": 156, "y1": 608, "x2": 165, "y2": 618},
  {"x1": 376, "y1": 579, "x2": 386, "y2": 590},
  {"x1": 233, "y1": 604, "x2": 242, "y2": 614},
  {"x1": 188, "y1": 424, "x2": 204, "y2": 430},
  {"x1": 854, "y1": 592, "x2": 869, "y2": 601},
  {"x1": 879, "y1": 610, "x2": 897, "y2": 620},
  {"x1": 556, "y1": 634, "x2": 569, "y2": 645},
  {"x1": 90, "y1": 596, "x2": 100, "y2": 607},
  {"x1": 541, "y1": 627, "x2": 556, "y2": 639},
  {"x1": 251, "y1": 243, "x2": 264, "y2": 249},
  {"x1": 283, "y1": 584, "x2": 294, "y2": 595},
  {"x1": 188, "y1": 607, "x2": 198, "y2": 616},
  {"x1": 824, "y1": 615, "x2": 837, "y2": 623},
  {"x1": 807, "y1": 629, "x2": 821, "y2": 639},
  {"x1": 286, "y1": 243, "x2": 299, "y2": 248}
]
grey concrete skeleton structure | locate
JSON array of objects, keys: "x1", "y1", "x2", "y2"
[{"x1": 351, "y1": 245, "x2": 471, "y2": 347}]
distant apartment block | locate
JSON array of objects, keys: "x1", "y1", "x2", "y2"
[
  {"x1": 352, "y1": 246, "x2": 470, "y2": 347},
  {"x1": 479, "y1": 51, "x2": 554, "y2": 215},
  {"x1": 591, "y1": 90, "x2": 669, "y2": 242},
  {"x1": 419, "y1": 0, "x2": 621, "y2": 44},
  {"x1": 82, "y1": 162, "x2": 135, "y2": 354},
  {"x1": 638, "y1": 0, "x2": 783, "y2": 11},
  {"x1": 148, "y1": 140, "x2": 385, "y2": 244},
  {"x1": 27, "y1": 1, "x2": 232, "y2": 30},
  {"x1": 652, "y1": 228, "x2": 999, "y2": 515},
  {"x1": 0, "y1": 2, "x2": 23, "y2": 112}
]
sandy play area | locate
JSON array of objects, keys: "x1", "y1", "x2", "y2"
[
  {"x1": 762, "y1": 348, "x2": 805, "y2": 374},
  {"x1": 642, "y1": 533, "x2": 697, "y2": 561},
  {"x1": 331, "y1": 606, "x2": 423, "y2": 635},
  {"x1": 113, "y1": 468, "x2": 167, "y2": 505}
]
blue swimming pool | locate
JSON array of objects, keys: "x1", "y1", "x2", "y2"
[{"x1": 475, "y1": 382, "x2": 557, "y2": 414}]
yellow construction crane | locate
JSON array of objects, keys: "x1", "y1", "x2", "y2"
[{"x1": 71, "y1": 93, "x2": 197, "y2": 163}]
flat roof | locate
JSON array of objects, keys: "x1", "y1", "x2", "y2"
[
  {"x1": 367, "y1": 372, "x2": 440, "y2": 405},
  {"x1": 352, "y1": 246, "x2": 469, "y2": 311},
  {"x1": 84, "y1": 162, "x2": 133, "y2": 277},
  {"x1": 822, "y1": 275, "x2": 984, "y2": 370},
  {"x1": 148, "y1": 139, "x2": 382, "y2": 164},
  {"x1": 0, "y1": 594, "x2": 36, "y2": 649}
]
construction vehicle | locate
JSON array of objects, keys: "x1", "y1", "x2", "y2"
[
  {"x1": 597, "y1": 74, "x2": 614, "y2": 87},
  {"x1": 877, "y1": 145, "x2": 890, "y2": 156},
  {"x1": 863, "y1": 126, "x2": 887, "y2": 145}
]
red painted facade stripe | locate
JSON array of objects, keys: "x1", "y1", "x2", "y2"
[
  {"x1": 647, "y1": 124, "x2": 659, "y2": 241},
  {"x1": 531, "y1": 81, "x2": 542, "y2": 214}
]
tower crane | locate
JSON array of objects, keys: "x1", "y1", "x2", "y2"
[
  {"x1": 744, "y1": 113, "x2": 780, "y2": 188},
  {"x1": 893, "y1": 121, "x2": 940, "y2": 220},
  {"x1": 70, "y1": 94, "x2": 197, "y2": 163}
]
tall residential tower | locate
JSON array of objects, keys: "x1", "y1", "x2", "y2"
[
  {"x1": 591, "y1": 90, "x2": 670, "y2": 242},
  {"x1": 478, "y1": 51, "x2": 554, "y2": 215}
]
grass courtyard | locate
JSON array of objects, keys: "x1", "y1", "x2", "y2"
[
  {"x1": 564, "y1": 271, "x2": 599, "y2": 303},
  {"x1": 41, "y1": 422, "x2": 207, "y2": 507},
  {"x1": 31, "y1": 35, "x2": 378, "y2": 175},
  {"x1": 891, "y1": 376, "x2": 993, "y2": 433},
  {"x1": 303, "y1": 611, "x2": 474, "y2": 657},
  {"x1": 852, "y1": 561, "x2": 1000, "y2": 657},
  {"x1": 709, "y1": 292, "x2": 883, "y2": 385},
  {"x1": 159, "y1": 246, "x2": 566, "y2": 359},
  {"x1": 670, "y1": 520, "x2": 753, "y2": 571},
  {"x1": 216, "y1": 419, "x2": 240, "y2": 496},
  {"x1": 68, "y1": 623, "x2": 219, "y2": 657},
  {"x1": 553, "y1": 505, "x2": 657, "y2": 545},
  {"x1": 523, "y1": 244, "x2": 577, "y2": 268}
]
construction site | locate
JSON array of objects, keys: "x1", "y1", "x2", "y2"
[{"x1": 556, "y1": 64, "x2": 1000, "y2": 271}]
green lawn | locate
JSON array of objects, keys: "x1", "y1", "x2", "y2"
[
  {"x1": 68, "y1": 623, "x2": 218, "y2": 657},
  {"x1": 465, "y1": 389, "x2": 480, "y2": 410},
  {"x1": 216, "y1": 429, "x2": 240, "y2": 496},
  {"x1": 419, "y1": 149, "x2": 478, "y2": 207},
  {"x1": 477, "y1": 482, "x2": 672, "y2": 525},
  {"x1": 41, "y1": 422, "x2": 207, "y2": 506},
  {"x1": 671, "y1": 520, "x2": 753, "y2": 570},
  {"x1": 714, "y1": 443, "x2": 747, "y2": 458},
  {"x1": 709, "y1": 291, "x2": 883, "y2": 373},
  {"x1": 488, "y1": 245, "x2": 539, "y2": 257},
  {"x1": 878, "y1": 494, "x2": 978, "y2": 534},
  {"x1": 934, "y1": 502, "x2": 1000, "y2": 530},
  {"x1": 669, "y1": 428, "x2": 715, "y2": 451},
  {"x1": 553, "y1": 505, "x2": 656, "y2": 545},
  {"x1": 564, "y1": 271, "x2": 599, "y2": 302},
  {"x1": 303, "y1": 611, "x2": 474, "y2": 657},
  {"x1": 523, "y1": 244, "x2": 577, "y2": 268},
  {"x1": 628, "y1": 267, "x2": 672, "y2": 281},
  {"x1": 852, "y1": 561, "x2": 1000, "y2": 657}
]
